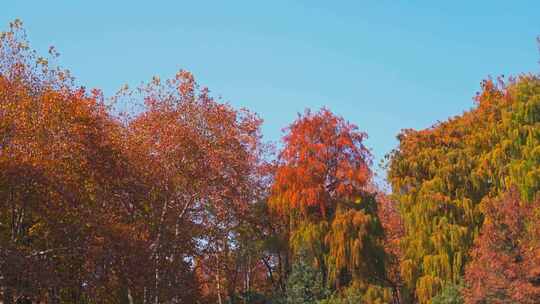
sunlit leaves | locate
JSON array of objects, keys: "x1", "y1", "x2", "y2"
[
  {"x1": 270, "y1": 108, "x2": 371, "y2": 219},
  {"x1": 269, "y1": 109, "x2": 393, "y2": 302},
  {"x1": 463, "y1": 189, "x2": 540, "y2": 304},
  {"x1": 0, "y1": 21, "x2": 265, "y2": 303},
  {"x1": 388, "y1": 75, "x2": 540, "y2": 303}
]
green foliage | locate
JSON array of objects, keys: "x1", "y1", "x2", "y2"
[
  {"x1": 290, "y1": 220, "x2": 330, "y2": 267},
  {"x1": 325, "y1": 203, "x2": 386, "y2": 286},
  {"x1": 285, "y1": 252, "x2": 330, "y2": 304},
  {"x1": 431, "y1": 283, "x2": 464, "y2": 304},
  {"x1": 316, "y1": 282, "x2": 392, "y2": 304},
  {"x1": 388, "y1": 76, "x2": 540, "y2": 303}
]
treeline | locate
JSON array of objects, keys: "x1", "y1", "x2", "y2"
[{"x1": 1, "y1": 20, "x2": 539, "y2": 304}]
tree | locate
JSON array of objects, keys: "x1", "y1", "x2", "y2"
[
  {"x1": 122, "y1": 69, "x2": 265, "y2": 303},
  {"x1": 270, "y1": 108, "x2": 391, "y2": 300},
  {"x1": 270, "y1": 108, "x2": 371, "y2": 219},
  {"x1": 377, "y1": 193, "x2": 406, "y2": 303},
  {"x1": 388, "y1": 75, "x2": 540, "y2": 303},
  {"x1": 431, "y1": 283, "x2": 463, "y2": 304},
  {"x1": 463, "y1": 189, "x2": 540, "y2": 304},
  {"x1": 325, "y1": 194, "x2": 386, "y2": 288},
  {"x1": 0, "y1": 20, "x2": 267, "y2": 303},
  {"x1": 285, "y1": 251, "x2": 329, "y2": 304},
  {"x1": 0, "y1": 19, "x2": 136, "y2": 303}
]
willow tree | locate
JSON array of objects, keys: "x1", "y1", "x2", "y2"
[{"x1": 388, "y1": 75, "x2": 540, "y2": 303}]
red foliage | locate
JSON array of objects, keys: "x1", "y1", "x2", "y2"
[
  {"x1": 464, "y1": 188, "x2": 540, "y2": 304},
  {"x1": 377, "y1": 193, "x2": 404, "y2": 290},
  {"x1": 271, "y1": 108, "x2": 372, "y2": 218}
]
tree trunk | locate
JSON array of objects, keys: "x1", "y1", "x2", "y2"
[
  {"x1": 391, "y1": 285, "x2": 401, "y2": 304},
  {"x1": 216, "y1": 252, "x2": 223, "y2": 304},
  {"x1": 48, "y1": 288, "x2": 60, "y2": 304},
  {"x1": 152, "y1": 200, "x2": 169, "y2": 304},
  {"x1": 120, "y1": 284, "x2": 135, "y2": 304},
  {"x1": 128, "y1": 287, "x2": 135, "y2": 304}
]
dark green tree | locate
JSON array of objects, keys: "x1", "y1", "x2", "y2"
[{"x1": 285, "y1": 251, "x2": 329, "y2": 304}]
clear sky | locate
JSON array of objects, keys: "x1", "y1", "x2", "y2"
[{"x1": 2, "y1": 1, "x2": 539, "y2": 179}]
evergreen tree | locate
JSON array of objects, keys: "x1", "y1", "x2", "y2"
[{"x1": 285, "y1": 251, "x2": 329, "y2": 304}]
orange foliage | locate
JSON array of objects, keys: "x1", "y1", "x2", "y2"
[
  {"x1": 0, "y1": 20, "x2": 265, "y2": 303},
  {"x1": 270, "y1": 108, "x2": 372, "y2": 218}
]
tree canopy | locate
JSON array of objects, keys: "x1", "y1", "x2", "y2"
[{"x1": 1, "y1": 19, "x2": 539, "y2": 304}]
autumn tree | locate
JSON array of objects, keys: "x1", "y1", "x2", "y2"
[
  {"x1": 0, "y1": 19, "x2": 267, "y2": 304},
  {"x1": 270, "y1": 108, "x2": 371, "y2": 219},
  {"x1": 463, "y1": 188, "x2": 540, "y2": 304},
  {"x1": 270, "y1": 108, "x2": 392, "y2": 302},
  {"x1": 0, "y1": 19, "x2": 138, "y2": 303},
  {"x1": 121, "y1": 69, "x2": 266, "y2": 303},
  {"x1": 377, "y1": 193, "x2": 406, "y2": 303},
  {"x1": 388, "y1": 75, "x2": 540, "y2": 303},
  {"x1": 6, "y1": 17, "x2": 540, "y2": 304}
]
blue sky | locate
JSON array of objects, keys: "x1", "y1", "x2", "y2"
[{"x1": 2, "y1": 1, "x2": 539, "y2": 179}]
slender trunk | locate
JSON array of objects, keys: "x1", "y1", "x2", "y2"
[
  {"x1": 119, "y1": 277, "x2": 134, "y2": 304},
  {"x1": 245, "y1": 254, "x2": 251, "y2": 304},
  {"x1": 228, "y1": 259, "x2": 240, "y2": 304},
  {"x1": 154, "y1": 256, "x2": 159, "y2": 304},
  {"x1": 153, "y1": 200, "x2": 169, "y2": 304},
  {"x1": 391, "y1": 285, "x2": 401, "y2": 304},
  {"x1": 143, "y1": 287, "x2": 148, "y2": 304},
  {"x1": 261, "y1": 257, "x2": 275, "y2": 288},
  {"x1": 48, "y1": 287, "x2": 60, "y2": 304},
  {"x1": 172, "y1": 217, "x2": 181, "y2": 304},
  {"x1": 280, "y1": 250, "x2": 290, "y2": 293},
  {"x1": 319, "y1": 256, "x2": 328, "y2": 287},
  {"x1": 5, "y1": 189, "x2": 16, "y2": 304},
  {"x1": 216, "y1": 252, "x2": 223, "y2": 304},
  {"x1": 128, "y1": 287, "x2": 134, "y2": 304}
]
